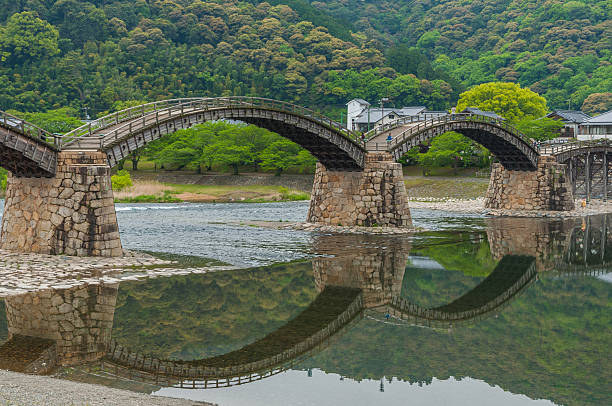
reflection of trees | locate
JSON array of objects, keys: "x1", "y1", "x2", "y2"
[
  {"x1": 0, "y1": 300, "x2": 7, "y2": 342},
  {"x1": 303, "y1": 275, "x2": 611, "y2": 406},
  {"x1": 112, "y1": 262, "x2": 319, "y2": 360}
]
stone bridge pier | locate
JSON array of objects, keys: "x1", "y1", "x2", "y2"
[
  {"x1": 0, "y1": 151, "x2": 122, "y2": 256},
  {"x1": 307, "y1": 152, "x2": 412, "y2": 227},
  {"x1": 485, "y1": 155, "x2": 575, "y2": 211}
]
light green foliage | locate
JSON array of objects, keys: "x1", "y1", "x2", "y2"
[
  {"x1": 0, "y1": 167, "x2": 7, "y2": 191},
  {"x1": 417, "y1": 132, "x2": 489, "y2": 174},
  {"x1": 147, "y1": 121, "x2": 317, "y2": 175},
  {"x1": 111, "y1": 169, "x2": 132, "y2": 191},
  {"x1": 214, "y1": 141, "x2": 253, "y2": 175},
  {"x1": 457, "y1": 82, "x2": 548, "y2": 123},
  {"x1": 259, "y1": 139, "x2": 303, "y2": 176},
  {"x1": 0, "y1": 12, "x2": 59, "y2": 61},
  {"x1": 6, "y1": 107, "x2": 82, "y2": 134},
  {"x1": 516, "y1": 117, "x2": 565, "y2": 141}
]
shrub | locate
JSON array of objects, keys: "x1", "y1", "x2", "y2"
[{"x1": 111, "y1": 169, "x2": 133, "y2": 191}]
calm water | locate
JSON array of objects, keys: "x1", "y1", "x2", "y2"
[{"x1": 0, "y1": 203, "x2": 610, "y2": 406}]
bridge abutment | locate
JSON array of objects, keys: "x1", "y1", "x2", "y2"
[
  {"x1": 307, "y1": 152, "x2": 412, "y2": 227},
  {"x1": 0, "y1": 151, "x2": 122, "y2": 256},
  {"x1": 485, "y1": 156, "x2": 575, "y2": 211}
]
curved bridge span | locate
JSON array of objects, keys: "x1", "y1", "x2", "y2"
[
  {"x1": 366, "y1": 113, "x2": 539, "y2": 170},
  {"x1": 62, "y1": 97, "x2": 366, "y2": 171},
  {"x1": 0, "y1": 110, "x2": 58, "y2": 177},
  {"x1": 101, "y1": 287, "x2": 363, "y2": 388},
  {"x1": 382, "y1": 255, "x2": 538, "y2": 329}
]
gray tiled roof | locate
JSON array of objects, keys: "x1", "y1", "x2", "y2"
[
  {"x1": 547, "y1": 110, "x2": 591, "y2": 123},
  {"x1": 583, "y1": 110, "x2": 612, "y2": 125},
  {"x1": 352, "y1": 106, "x2": 427, "y2": 123}
]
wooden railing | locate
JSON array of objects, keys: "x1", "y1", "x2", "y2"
[
  {"x1": 0, "y1": 110, "x2": 59, "y2": 148},
  {"x1": 369, "y1": 113, "x2": 537, "y2": 151},
  {"x1": 60, "y1": 97, "x2": 360, "y2": 149},
  {"x1": 103, "y1": 292, "x2": 364, "y2": 387},
  {"x1": 364, "y1": 112, "x2": 449, "y2": 140},
  {"x1": 389, "y1": 260, "x2": 537, "y2": 323},
  {"x1": 537, "y1": 138, "x2": 611, "y2": 155}
]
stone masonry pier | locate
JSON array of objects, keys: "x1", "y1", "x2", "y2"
[
  {"x1": 485, "y1": 155, "x2": 575, "y2": 211},
  {"x1": 0, "y1": 151, "x2": 122, "y2": 256},
  {"x1": 307, "y1": 152, "x2": 412, "y2": 227}
]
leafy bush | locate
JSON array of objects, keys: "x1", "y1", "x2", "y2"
[{"x1": 111, "y1": 170, "x2": 133, "y2": 191}]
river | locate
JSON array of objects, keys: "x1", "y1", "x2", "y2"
[{"x1": 0, "y1": 202, "x2": 610, "y2": 406}]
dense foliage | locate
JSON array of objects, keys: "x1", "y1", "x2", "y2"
[
  {"x1": 140, "y1": 121, "x2": 317, "y2": 174},
  {"x1": 314, "y1": 0, "x2": 612, "y2": 111},
  {"x1": 0, "y1": 1, "x2": 457, "y2": 118},
  {"x1": 112, "y1": 261, "x2": 318, "y2": 360}
]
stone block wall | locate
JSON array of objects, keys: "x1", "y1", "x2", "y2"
[
  {"x1": 307, "y1": 152, "x2": 412, "y2": 227},
  {"x1": 485, "y1": 156, "x2": 575, "y2": 211},
  {"x1": 0, "y1": 151, "x2": 122, "y2": 256},
  {"x1": 4, "y1": 283, "x2": 118, "y2": 366}
]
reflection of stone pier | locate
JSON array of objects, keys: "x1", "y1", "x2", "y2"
[
  {"x1": 486, "y1": 214, "x2": 611, "y2": 273},
  {"x1": 2, "y1": 283, "x2": 118, "y2": 370},
  {"x1": 312, "y1": 234, "x2": 412, "y2": 308}
]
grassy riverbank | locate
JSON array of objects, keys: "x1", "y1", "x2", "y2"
[
  {"x1": 112, "y1": 166, "x2": 491, "y2": 204},
  {"x1": 114, "y1": 180, "x2": 310, "y2": 203}
]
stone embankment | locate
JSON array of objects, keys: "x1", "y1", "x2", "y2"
[
  {"x1": 0, "y1": 250, "x2": 233, "y2": 297},
  {"x1": 0, "y1": 370, "x2": 216, "y2": 406}
]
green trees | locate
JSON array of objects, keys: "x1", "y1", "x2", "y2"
[
  {"x1": 142, "y1": 121, "x2": 317, "y2": 175},
  {"x1": 111, "y1": 170, "x2": 133, "y2": 191},
  {"x1": 456, "y1": 82, "x2": 548, "y2": 122},
  {"x1": 515, "y1": 117, "x2": 564, "y2": 141},
  {"x1": 0, "y1": 12, "x2": 59, "y2": 62},
  {"x1": 417, "y1": 132, "x2": 488, "y2": 175},
  {"x1": 6, "y1": 107, "x2": 82, "y2": 134}
]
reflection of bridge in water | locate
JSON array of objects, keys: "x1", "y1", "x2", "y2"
[{"x1": 1, "y1": 216, "x2": 610, "y2": 388}]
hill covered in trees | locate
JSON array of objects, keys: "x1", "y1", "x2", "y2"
[
  {"x1": 0, "y1": 1, "x2": 609, "y2": 120},
  {"x1": 315, "y1": 0, "x2": 612, "y2": 112}
]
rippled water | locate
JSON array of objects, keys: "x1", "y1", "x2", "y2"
[{"x1": 0, "y1": 202, "x2": 610, "y2": 406}]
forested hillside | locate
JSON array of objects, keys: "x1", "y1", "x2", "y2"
[
  {"x1": 0, "y1": 0, "x2": 609, "y2": 118},
  {"x1": 0, "y1": 0, "x2": 456, "y2": 118},
  {"x1": 314, "y1": 0, "x2": 612, "y2": 111}
]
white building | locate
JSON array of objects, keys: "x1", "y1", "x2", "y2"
[
  {"x1": 346, "y1": 99, "x2": 445, "y2": 132},
  {"x1": 578, "y1": 110, "x2": 612, "y2": 140}
]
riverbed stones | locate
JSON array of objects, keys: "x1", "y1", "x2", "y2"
[
  {"x1": 485, "y1": 156, "x2": 575, "y2": 211},
  {"x1": 0, "y1": 151, "x2": 122, "y2": 256},
  {"x1": 307, "y1": 152, "x2": 412, "y2": 227}
]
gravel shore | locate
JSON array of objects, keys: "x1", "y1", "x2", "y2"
[
  {"x1": 408, "y1": 197, "x2": 612, "y2": 218},
  {"x1": 0, "y1": 370, "x2": 216, "y2": 405}
]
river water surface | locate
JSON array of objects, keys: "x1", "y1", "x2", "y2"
[{"x1": 0, "y1": 202, "x2": 610, "y2": 406}]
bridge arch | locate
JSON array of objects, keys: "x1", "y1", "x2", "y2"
[
  {"x1": 366, "y1": 114, "x2": 539, "y2": 171},
  {"x1": 62, "y1": 98, "x2": 366, "y2": 171},
  {"x1": 0, "y1": 111, "x2": 58, "y2": 177},
  {"x1": 383, "y1": 255, "x2": 538, "y2": 328}
]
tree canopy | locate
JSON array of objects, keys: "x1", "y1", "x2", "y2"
[{"x1": 456, "y1": 82, "x2": 548, "y2": 122}]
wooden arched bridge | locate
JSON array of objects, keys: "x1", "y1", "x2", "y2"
[{"x1": 0, "y1": 98, "x2": 610, "y2": 256}]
